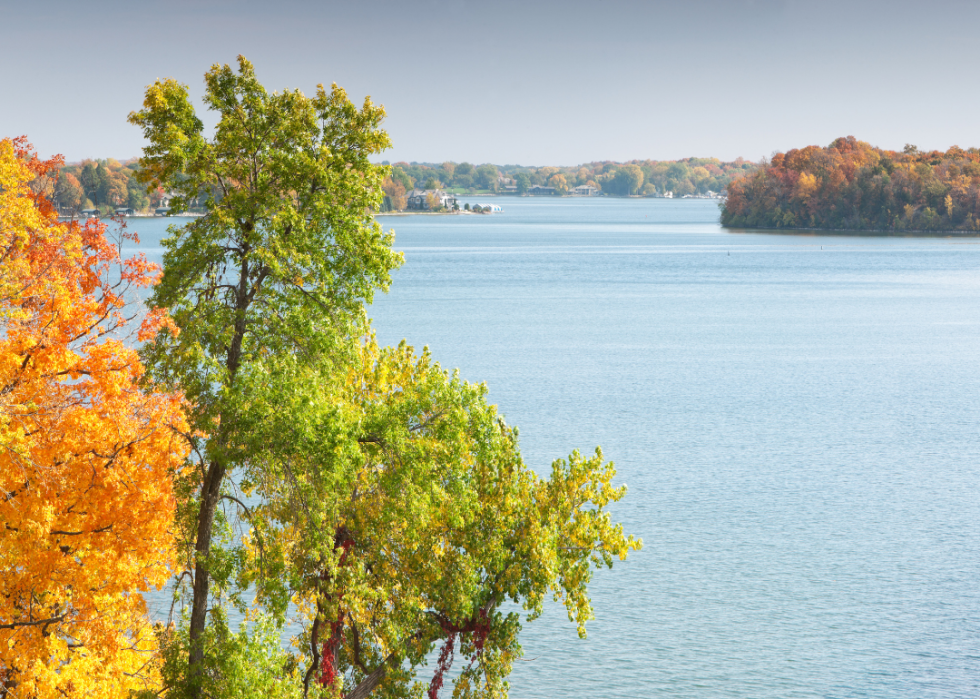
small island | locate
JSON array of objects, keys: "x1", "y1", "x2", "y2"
[{"x1": 722, "y1": 136, "x2": 980, "y2": 233}]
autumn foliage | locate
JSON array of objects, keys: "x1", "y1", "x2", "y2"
[
  {"x1": 0, "y1": 138, "x2": 188, "y2": 698},
  {"x1": 722, "y1": 136, "x2": 980, "y2": 232}
]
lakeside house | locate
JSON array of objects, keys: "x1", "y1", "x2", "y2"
[
  {"x1": 571, "y1": 185, "x2": 599, "y2": 196},
  {"x1": 407, "y1": 188, "x2": 457, "y2": 210},
  {"x1": 526, "y1": 185, "x2": 557, "y2": 196},
  {"x1": 497, "y1": 176, "x2": 518, "y2": 194},
  {"x1": 115, "y1": 207, "x2": 135, "y2": 216}
]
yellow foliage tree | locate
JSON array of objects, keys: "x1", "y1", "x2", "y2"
[
  {"x1": 548, "y1": 173, "x2": 569, "y2": 195},
  {"x1": 0, "y1": 138, "x2": 189, "y2": 698}
]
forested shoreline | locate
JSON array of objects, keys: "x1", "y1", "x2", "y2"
[
  {"x1": 381, "y1": 157, "x2": 755, "y2": 208},
  {"x1": 41, "y1": 154, "x2": 757, "y2": 216},
  {"x1": 722, "y1": 136, "x2": 980, "y2": 233},
  {"x1": 45, "y1": 156, "x2": 163, "y2": 215}
]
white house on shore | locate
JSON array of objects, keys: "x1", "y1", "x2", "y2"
[
  {"x1": 406, "y1": 189, "x2": 457, "y2": 210},
  {"x1": 571, "y1": 184, "x2": 599, "y2": 196}
]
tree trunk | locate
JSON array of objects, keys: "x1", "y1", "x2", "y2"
[
  {"x1": 187, "y1": 253, "x2": 251, "y2": 698},
  {"x1": 187, "y1": 458, "x2": 226, "y2": 690}
]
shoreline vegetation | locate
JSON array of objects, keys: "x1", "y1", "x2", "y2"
[
  {"x1": 41, "y1": 154, "x2": 756, "y2": 218},
  {"x1": 731, "y1": 226, "x2": 980, "y2": 237},
  {"x1": 721, "y1": 136, "x2": 980, "y2": 234},
  {"x1": 379, "y1": 158, "x2": 753, "y2": 211}
]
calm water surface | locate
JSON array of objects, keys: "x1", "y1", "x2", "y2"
[{"x1": 136, "y1": 198, "x2": 980, "y2": 698}]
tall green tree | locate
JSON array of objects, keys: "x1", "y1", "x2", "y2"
[
  {"x1": 127, "y1": 171, "x2": 150, "y2": 210},
  {"x1": 79, "y1": 161, "x2": 100, "y2": 204},
  {"x1": 129, "y1": 55, "x2": 401, "y2": 696},
  {"x1": 132, "y1": 56, "x2": 640, "y2": 699}
]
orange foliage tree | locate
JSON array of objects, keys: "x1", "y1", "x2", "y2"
[
  {"x1": 722, "y1": 135, "x2": 980, "y2": 231},
  {"x1": 0, "y1": 137, "x2": 189, "y2": 698}
]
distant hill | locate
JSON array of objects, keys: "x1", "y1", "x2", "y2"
[{"x1": 721, "y1": 136, "x2": 980, "y2": 232}]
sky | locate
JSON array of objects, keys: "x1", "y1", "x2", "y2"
[{"x1": 3, "y1": 0, "x2": 978, "y2": 166}]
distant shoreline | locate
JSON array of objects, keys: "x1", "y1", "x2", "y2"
[
  {"x1": 727, "y1": 226, "x2": 980, "y2": 238},
  {"x1": 376, "y1": 210, "x2": 480, "y2": 217}
]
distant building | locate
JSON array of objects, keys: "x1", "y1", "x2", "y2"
[
  {"x1": 526, "y1": 185, "x2": 557, "y2": 196},
  {"x1": 115, "y1": 207, "x2": 135, "y2": 216},
  {"x1": 406, "y1": 189, "x2": 457, "y2": 210},
  {"x1": 571, "y1": 185, "x2": 598, "y2": 196},
  {"x1": 79, "y1": 208, "x2": 99, "y2": 218},
  {"x1": 474, "y1": 203, "x2": 503, "y2": 213}
]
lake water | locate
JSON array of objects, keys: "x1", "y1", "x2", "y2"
[{"x1": 134, "y1": 198, "x2": 980, "y2": 698}]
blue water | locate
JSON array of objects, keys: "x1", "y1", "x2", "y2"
[{"x1": 133, "y1": 198, "x2": 980, "y2": 698}]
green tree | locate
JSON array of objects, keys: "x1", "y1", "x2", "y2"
[
  {"x1": 240, "y1": 339, "x2": 641, "y2": 699},
  {"x1": 128, "y1": 55, "x2": 401, "y2": 697},
  {"x1": 127, "y1": 172, "x2": 150, "y2": 211},
  {"x1": 475, "y1": 164, "x2": 498, "y2": 191},
  {"x1": 617, "y1": 165, "x2": 644, "y2": 196},
  {"x1": 131, "y1": 57, "x2": 640, "y2": 699},
  {"x1": 79, "y1": 162, "x2": 100, "y2": 204},
  {"x1": 390, "y1": 166, "x2": 413, "y2": 191},
  {"x1": 516, "y1": 172, "x2": 531, "y2": 194},
  {"x1": 94, "y1": 162, "x2": 111, "y2": 205}
]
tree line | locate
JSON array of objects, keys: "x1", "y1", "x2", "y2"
[
  {"x1": 1, "y1": 57, "x2": 640, "y2": 699},
  {"x1": 721, "y1": 136, "x2": 980, "y2": 232},
  {"x1": 381, "y1": 157, "x2": 755, "y2": 208},
  {"x1": 42, "y1": 149, "x2": 755, "y2": 217},
  {"x1": 45, "y1": 157, "x2": 167, "y2": 215}
]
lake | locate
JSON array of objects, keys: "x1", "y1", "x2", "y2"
[{"x1": 135, "y1": 197, "x2": 980, "y2": 698}]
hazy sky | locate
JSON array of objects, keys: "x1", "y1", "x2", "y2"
[{"x1": 3, "y1": 0, "x2": 978, "y2": 165}]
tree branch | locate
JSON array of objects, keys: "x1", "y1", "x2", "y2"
[
  {"x1": 0, "y1": 612, "x2": 67, "y2": 631},
  {"x1": 344, "y1": 652, "x2": 399, "y2": 699}
]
